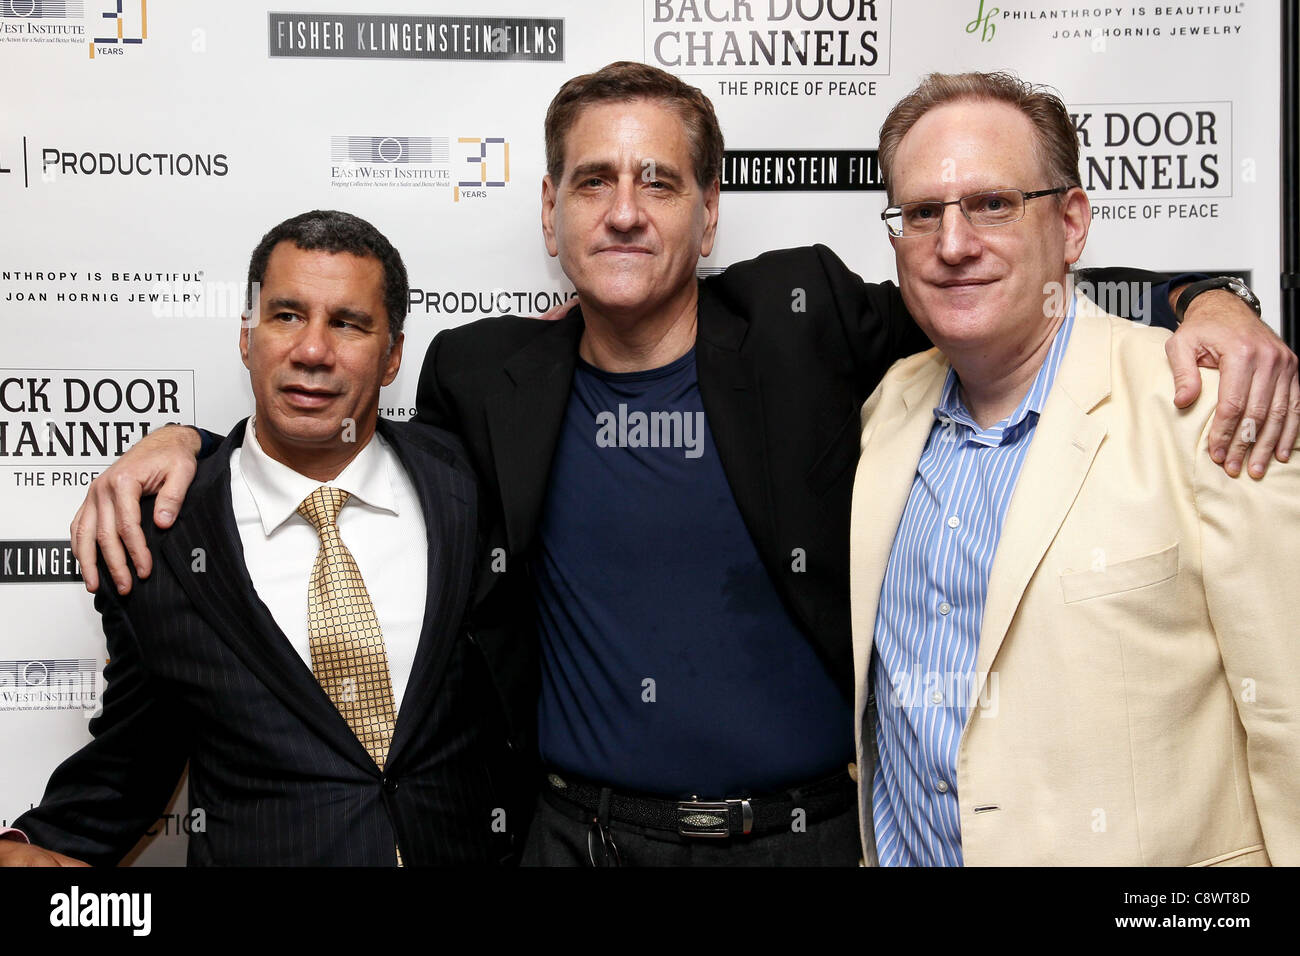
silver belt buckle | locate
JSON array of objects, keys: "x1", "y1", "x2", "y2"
[{"x1": 677, "y1": 797, "x2": 753, "y2": 839}]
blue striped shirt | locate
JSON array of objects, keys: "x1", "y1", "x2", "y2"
[{"x1": 871, "y1": 299, "x2": 1077, "y2": 867}]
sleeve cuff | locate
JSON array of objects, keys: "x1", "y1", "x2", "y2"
[
  {"x1": 0, "y1": 827, "x2": 30, "y2": 844},
  {"x1": 188, "y1": 425, "x2": 220, "y2": 460},
  {"x1": 1150, "y1": 273, "x2": 1208, "y2": 329}
]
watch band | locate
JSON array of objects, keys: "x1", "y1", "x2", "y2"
[{"x1": 1175, "y1": 276, "x2": 1261, "y2": 322}]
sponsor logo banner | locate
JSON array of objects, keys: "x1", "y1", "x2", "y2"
[
  {"x1": 331, "y1": 136, "x2": 445, "y2": 165},
  {"x1": 330, "y1": 135, "x2": 452, "y2": 191},
  {"x1": 268, "y1": 12, "x2": 563, "y2": 61},
  {"x1": 1074, "y1": 101, "x2": 1230, "y2": 200},
  {"x1": 328, "y1": 134, "x2": 507, "y2": 202},
  {"x1": 1, "y1": 268, "x2": 216, "y2": 312},
  {"x1": 0, "y1": 658, "x2": 100, "y2": 712},
  {"x1": 721, "y1": 148, "x2": 884, "y2": 190},
  {"x1": 0, "y1": 540, "x2": 80, "y2": 582},
  {"x1": 0, "y1": 0, "x2": 87, "y2": 48},
  {"x1": 0, "y1": 0, "x2": 151, "y2": 59},
  {"x1": 0, "y1": 137, "x2": 229, "y2": 189},
  {"x1": 972, "y1": 1, "x2": 1251, "y2": 44},
  {"x1": 645, "y1": 0, "x2": 892, "y2": 74},
  {"x1": 406, "y1": 286, "x2": 576, "y2": 317},
  {"x1": 0, "y1": 368, "x2": 195, "y2": 464}
]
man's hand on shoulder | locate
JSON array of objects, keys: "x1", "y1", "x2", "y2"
[
  {"x1": 1164, "y1": 289, "x2": 1300, "y2": 478},
  {"x1": 71, "y1": 423, "x2": 203, "y2": 596},
  {"x1": 0, "y1": 836, "x2": 88, "y2": 867}
]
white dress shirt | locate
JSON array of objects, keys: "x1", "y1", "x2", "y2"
[{"x1": 229, "y1": 420, "x2": 428, "y2": 713}]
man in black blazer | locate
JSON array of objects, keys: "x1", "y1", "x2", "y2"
[
  {"x1": 410, "y1": 65, "x2": 1296, "y2": 866},
  {"x1": 64, "y1": 65, "x2": 1298, "y2": 866},
  {"x1": 1, "y1": 211, "x2": 522, "y2": 866}
]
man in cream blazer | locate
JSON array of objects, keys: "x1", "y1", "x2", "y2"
[{"x1": 850, "y1": 73, "x2": 1299, "y2": 866}]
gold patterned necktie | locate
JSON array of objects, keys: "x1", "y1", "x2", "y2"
[
  {"x1": 298, "y1": 485, "x2": 404, "y2": 866},
  {"x1": 296, "y1": 486, "x2": 398, "y2": 770}
]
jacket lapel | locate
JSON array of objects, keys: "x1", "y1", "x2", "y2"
[
  {"x1": 157, "y1": 419, "x2": 377, "y2": 772},
  {"x1": 970, "y1": 303, "x2": 1112, "y2": 700},
  {"x1": 848, "y1": 354, "x2": 947, "y2": 867},
  {"x1": 849, "y1": 357, "x2": 950, "y2": 688},
  {"x1": 383, "y1": 420, "x2": 477, "y2": 768},
  {"x1": 695, "y1": 283, "x2": 780, "y2": 564},
  {"x1": 484, "y1": 312, "x2": 584, "y2": 556}
]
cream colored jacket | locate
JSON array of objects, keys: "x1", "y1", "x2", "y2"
[{"x1": 850, "y1": 297, "x2": 1300, "y2": 866}]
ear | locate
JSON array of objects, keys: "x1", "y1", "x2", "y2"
[
  {"x1": 698, "y1": 177, "x2": 721, "y2": 258},
  {"x1": 239, "y1": 324, "x2": 251, "y2": 370},
  {"x1": 1061, "y1": 187, "x2": 1091, "y2": 266},
  {"x1": 541, "y1": 174, "x2": 559, "y2": 258},
  {"x1": 381, "y1": 332, "x2": 404, "y2": 387}
]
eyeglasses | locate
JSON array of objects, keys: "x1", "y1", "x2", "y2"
[{"x1": 880, "y1": 187, "x2": 1069, "y2": 238}]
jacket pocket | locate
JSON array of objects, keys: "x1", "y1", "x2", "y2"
[{"x1": 1059, "y1": 543, "x2": 1178, "y2": 604}]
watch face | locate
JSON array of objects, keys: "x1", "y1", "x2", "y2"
[{"x1": 1225, "y1": 278, "x2": 1261, "y2": 312}]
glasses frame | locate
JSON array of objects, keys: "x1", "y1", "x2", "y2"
[{"x1": 880, "y1": 186, "x2": 1070, "y2": 238}]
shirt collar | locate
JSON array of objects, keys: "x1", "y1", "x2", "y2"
[
  {"x1": 238, "y1": 418, "x2": 400, "y2": 536},
  {"x1": 934, "y1": 294, "x2": 1078, "y2": 447}
]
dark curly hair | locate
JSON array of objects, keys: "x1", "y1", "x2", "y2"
[{"x1": 245, "y1": 210, "x2": 409, "y2": 345}]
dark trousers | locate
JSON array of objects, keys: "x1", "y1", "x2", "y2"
[{"x1": 520, "y1": 782, "x2": 863, "y2": 867}]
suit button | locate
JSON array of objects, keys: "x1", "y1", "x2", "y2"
[
  {"x1": 383, "y1": 776, "x2": 399, "y2": 793},
  {"x1": 505, "y1": 738, "x2": 516, "y2": 752},
  {"x1": 847, "y1": 762, "x2": 859, "y2": 783}
]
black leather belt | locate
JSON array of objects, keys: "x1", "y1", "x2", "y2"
[{"x1": 542, "y1": 767, "x2": 856, "y2": 840}]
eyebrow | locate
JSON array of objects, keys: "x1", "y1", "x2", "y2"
[
  {"x1": 567, "y1": 160, "x2": 686, "y2": 185},
  {"x1": 265, "y1": 296, "x2": 377, "y2": 328},
  {"x1": 567, "y1": 161, "x2": 616, "y2": 183},
  {"x1": 896, "y1": 185, "x2": 1018, "y2": 204},
  {"x1": 644, "y1": 160, "x2": 685, "y2": 184}
]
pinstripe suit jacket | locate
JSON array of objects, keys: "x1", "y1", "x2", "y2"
[{"x1": 15, "y1": 418, "x2": 525, "y2": 866}]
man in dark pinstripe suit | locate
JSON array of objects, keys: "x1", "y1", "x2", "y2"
[{"x1": 0, "y1": 211, "x2": 526, "y2": 866}]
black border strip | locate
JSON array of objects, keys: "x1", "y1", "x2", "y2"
[{"x1": 1282, "y1": 1, "x2": 1298, "y2": 350}]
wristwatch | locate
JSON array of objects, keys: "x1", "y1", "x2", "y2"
[{"x1": 1174, "y1": 276, "x2": 1262, "y2": 322}]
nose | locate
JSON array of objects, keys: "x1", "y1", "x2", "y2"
[
  {"x1": 605, "y1": 176, "x2": 645, "y2": 233},
  {"x1": 935, "y1": 202, "x2": 982, "y2": 265},
  {"x1": 289, "y1": 315, "x2": 334, "y2": 368}
]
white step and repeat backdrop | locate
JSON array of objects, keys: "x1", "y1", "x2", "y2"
[{"x1": 0, "y1": 1, "x2": 1281, "y2": 864}]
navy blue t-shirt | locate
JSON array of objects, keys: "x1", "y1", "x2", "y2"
[{"x1": 533, "y1": 348, "x2": 851, "y2": 797}]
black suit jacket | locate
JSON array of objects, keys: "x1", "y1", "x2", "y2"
[
  {"x1": 414, "y1": 245, "x2": 1178, "y2": 743},
  {"x1": 15, "y1": 418, "x2": 525, "y2": 865}
]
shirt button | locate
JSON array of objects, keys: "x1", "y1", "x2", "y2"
[
  {"x1": 930, "y1": 691, "x2": 943, "y2": 704},
  {"x1": 947, "y1": 515, "x2": 960, "y2": 529},
  {"x1": 936, "y1": 780, "x2": 949, "y2": 794},
  {"x1": 938, "y1": 602, "x2": 952, "y2": 615}
]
